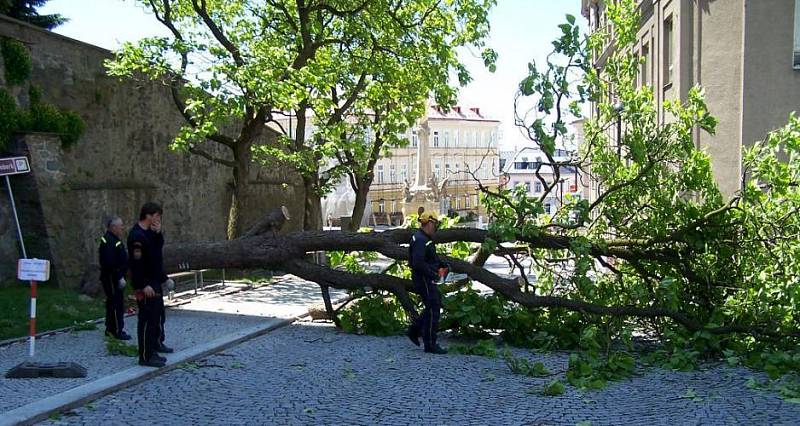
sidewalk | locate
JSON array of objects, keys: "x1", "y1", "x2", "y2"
[{"x1": 0, "y1": 274, "x2": 345, "y2": 425}]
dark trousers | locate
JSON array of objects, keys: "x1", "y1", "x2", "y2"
[
  {"x1": 409, "y1": 279, "x2": 441, "y2": 349},
  {"x1": 102, "y1": 278, "x2": 125, "y2": 337},
  {"x1": 159, "y1": 297, "x2": 166, "y2": 345},
  {"x1": 137, "y1": 296, "x2": 163, "y2": 362}
]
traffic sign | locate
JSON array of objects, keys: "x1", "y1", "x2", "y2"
[
  {"x1": 17, "y1": 259, "x2": 50, "y2": 282},
  {"x1": 0, "y1": 156, "x2": 30, "y2": 176}
]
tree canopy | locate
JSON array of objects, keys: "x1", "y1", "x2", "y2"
[
  {"x1": 0, "y1": 0, "x2": 67, "y2": 30},
  {"x1": 106, "y1": 0, "x2": 496, "y2": 232}
]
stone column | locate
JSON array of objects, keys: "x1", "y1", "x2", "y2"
[{"x1": 413, "y1": 118, "x2": 432, "y2": 189}]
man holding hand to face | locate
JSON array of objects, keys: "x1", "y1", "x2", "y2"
[{"x1": 128, "y1": 202, "x2": 174, "y2": 367}]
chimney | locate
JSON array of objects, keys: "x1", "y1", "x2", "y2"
[{"x1": 470, "y1": 107, "x2": 480, "y2": 116}]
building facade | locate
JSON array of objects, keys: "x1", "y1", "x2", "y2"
[
  {"x1": 501, "y1": 146, "x2": 590, "y2": 216},
  {"x1": 368, "y1": 105, "x2": 501, "y2": 225},
  {"x1": 582, "y1": 0, "x2": 800, "y2": 196}
]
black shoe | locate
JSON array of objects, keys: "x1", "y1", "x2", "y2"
[
  {"x1": 139, "y1": 358, "x2": 165, "y2": 368},
  {"x1": 152, "y1": 354, "x2": 167, "y2": 363},
  {"x1": 424, "y1": 345, "x2": 448, "y2": 355},
  {"x1": 117, "y1": 332, "x2": 132, "y2": 341},
  {"x1": 155, "y1": 344, "x2": 174, "y2": 353},
  {"x1": 406, "y1": 328, "x2": 420, "y2": 347}
]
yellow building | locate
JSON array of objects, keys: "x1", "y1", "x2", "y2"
[{"x1": 367, "y1": 105, "x2": 501, "y2": 226}]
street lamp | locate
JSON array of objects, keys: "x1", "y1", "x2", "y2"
[{"x1": 612, "y1": 102, "x2": 624, "y2": 159}]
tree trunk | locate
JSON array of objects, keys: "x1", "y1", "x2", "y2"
[
  {"x1": 348, "y1": 178, "x2": 371, "y2": 231},
  {"x1": 157, "y1": 225, "x2": 796, "y2": 340},
  {"x1": 227, "y1": 146, "x2": 251, "y2": 239},
  {"x1": 302, "y1": 176, "x2": 323, "y2": 231}
]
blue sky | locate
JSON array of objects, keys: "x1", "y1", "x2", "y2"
[{"x1": 40, "y1": 0, "x2": 584, "y2": 149}]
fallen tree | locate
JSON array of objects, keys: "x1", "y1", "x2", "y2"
[{"x1": 160, "y1": 1, "x2": 800, "y2": 381}]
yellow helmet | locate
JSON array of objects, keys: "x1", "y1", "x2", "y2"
[{"x1": 419, "y1": 211, "x2": 440, "y2": 224}]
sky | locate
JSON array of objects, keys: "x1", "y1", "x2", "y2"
[{"x1": 39, "y1": 0, "x2": 584, "y2": 150}]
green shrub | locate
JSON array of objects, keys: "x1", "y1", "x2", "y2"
[
  {"x1": 0, "y1": 89, "x2": 19, "y2": 149},
  {"x1": 1, "y1": 38, "x2": 32, "y2": 85},
  {"x1": 338, "y1": 293, "x2": 407, "y2": 336}
]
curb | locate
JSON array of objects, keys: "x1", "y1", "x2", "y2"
[{"x1": 0, "y1": 299, "x2": 341, "y2": 426}]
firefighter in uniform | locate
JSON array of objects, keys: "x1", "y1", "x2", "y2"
[
  {"x1": 406, "y1": 211, "x2": 449, "y2": 354},
  {"x1": 128, "y1": 202, "x2": 172, "y2": 367},
  {"x1": 98, "y1": 216, "x2": 130, "y2": 340}
]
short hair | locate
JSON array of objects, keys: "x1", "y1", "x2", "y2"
[
  {"x1": 139, "y1": 202, "x2": 163, "y2": 220},
  {"x1": 105, "y1": 216, "x2": 122, "y2": 228}
]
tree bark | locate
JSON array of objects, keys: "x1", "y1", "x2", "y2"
[
  {"x1": 302, "y1": 176, "x2": 323, "y2": 231},
  {"x1": 348, "y1": 178, "x2": 371, "y2": 231},
  {"x1": 227, "y1": 145, "x2": 252, "y2": 239}
]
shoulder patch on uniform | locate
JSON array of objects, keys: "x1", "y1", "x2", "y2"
[
  {"x1": 115, "y1": 241, "x2": 122, "y2": 247},
  {"x1": 425, "y1": 240, "x2": 433, "y2": 246}
]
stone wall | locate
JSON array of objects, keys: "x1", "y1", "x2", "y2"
[{"x1": 0, "y1": 16, "x2": 305, "y2": 288}]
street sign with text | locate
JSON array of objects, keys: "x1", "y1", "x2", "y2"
[
  {"x1": 17, "y1": 259, "x2": 50, "y2": 282},
  {"x1": 0, "y1": 156, "x2": 30, "y2": 176}
]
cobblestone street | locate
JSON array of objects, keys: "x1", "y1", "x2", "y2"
[{"x1": 43, "y1": 322, "x2": 800, "y2": 425}]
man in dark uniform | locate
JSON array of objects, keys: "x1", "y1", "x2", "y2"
[
  {"x1": 147, "y1": 211, "x2": 174, "y2": 354},
  {"x1": 128, "y1": 202, "x2": 171, "y2": 367},
  {"x1": 98, "y1": 216, "x2": 130, "y2": 340},
  {"x1": 406, "y1": 211, "x2": 449, "y2": 354}
]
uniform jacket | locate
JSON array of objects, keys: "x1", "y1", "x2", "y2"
[
  {"x1": 127, "y1": 224, "x2": 168, "y2": 292},
  {"x1": 409, "y1": 229, "x2": 443, "y2": 284},
  {"x1": 99, "y1": 231, "x2": 127, "y2": 284}
]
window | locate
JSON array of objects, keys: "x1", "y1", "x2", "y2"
[
  {"x1": 454, "y1": 130, "x2": 460, "y2": 146},
  {"x1": 795, "y1": 0, "x2": 800, "y2": 69},
  {"x1": 377, "y1": 164, "x2": 384, "y2": 184},
  {"x1": 456, "y1": 196, "x2": 461, "y2": 209},
  {"x1": 391, "y1": 199, "x2": 397, "y2": 213},
  {"x1": 365, "y1": 128, "x2": 372, "y2": 144},
  {"x1": 401, "y1": 164, "x2": 407, "y2": 182},
  {"x1": 544, "y1": 203, "x2": 552, "y2": 215},
  {"x1": 433, "y1": 131, "x2": 440, "y2": 147},
  {"x1": 473, "y1": 131, "x2": 478, "y2": 146},
  {"x1": 389, "y1": 164, "x2": 396, "y2": 183},
  {"x1": 474, "y1": 195, "x2": 479, "y2": 206},
  {"x1": 378, "y1": 200, "x2": 385, "y2": 213},
  {"x1": 525, "y1": 182, "x2": 531, "y2": 193},
  {"x1": 454, "y1": 163, "x2": 460, "y2": 176},
  {"x1": 465, "y1": 195, "x2": 471, "y2": 208},
  {"x1": 534, "y1": 182, "x2": 542, "y2": 193},
  {"x1": 641, "y1": 43, "x2": 650, "y2": 87},
  {"x1": 664, "y1": 16, "x2": 674, "y2": 85},
  {"x1": 412, "y1": 131, "x2": 419, "y2": 147},
  {"x1": 434, "y1": 162, "x2": 441, "y2": 179},
  {"x1": 444, "y1": 130, "x2": 450, "y2": 147},
  {"x1": 445, "y1": 163, "x2": 451, "y2": 176}
]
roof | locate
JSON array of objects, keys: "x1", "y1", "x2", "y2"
[{"x1": 428, "y1": 105, "x2": 500, "y2": 123}]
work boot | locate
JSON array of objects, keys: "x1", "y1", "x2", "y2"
[
  {"x1": 152, "y1": 353, "x2": 167, "y2": 363},
  {"x1": 406, "y1": 327, "x2": 420, "y2": 347},
  {"x1": 117, "y1": 331, "x2": 132, "y2": 341},
  {"x1": 139, "y1": 358, "x2": 165, "y2": 368},
  {"x1": 424, "y1": 345, "x2": 448, "y2": 355},
  {"x1": 155, "y1": 344, "x2": 174, "y2": 353}
]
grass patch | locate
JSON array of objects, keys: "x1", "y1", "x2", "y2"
[{"x1": 0, "y1": 284, "x2": 104, "y2": 340}]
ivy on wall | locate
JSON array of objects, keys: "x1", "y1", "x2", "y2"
[
  {"x1": 0, "y1": 38, "x2": 31, "y2": 85},
  {"x1": 0, "y1": 38, "x2": 84, "y2": 149}
]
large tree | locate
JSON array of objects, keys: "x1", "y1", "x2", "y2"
[
  {"x1": 107, "y1": 0, "x2": 495, "y2": 234},
  {"x1": 0, "y1": 0, "x2": 67, "y2": 30},
  {"x1": 158, "y1": 0, "x2": 800, "y2": 367}
]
